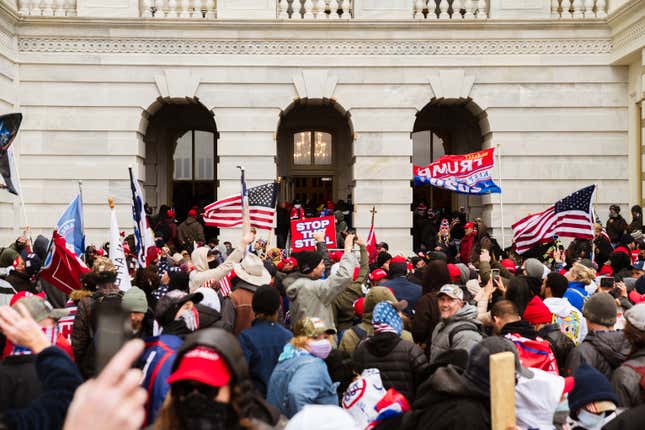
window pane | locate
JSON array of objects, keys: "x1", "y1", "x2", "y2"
[
  {"x1": 314, "y1": 131, "x2": 332, "y2": 165},
  {"x1": 173, "y1": 131, "x2": 192, "y2": 180},
  {"x1": 194, "y1": 131, "x2": 214, "y2": 180},
  {"x1": 293, "y1": 132, "x2": 311, "y2": 165},
  {"x1": 431, "y1": 133, "x2": 445, "y2": 159}
]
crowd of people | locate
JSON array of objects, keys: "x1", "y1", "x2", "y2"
[{"x1": 0, "y1": 201, "x2": 645, "y2": 430}]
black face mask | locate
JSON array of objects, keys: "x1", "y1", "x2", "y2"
[
  {"x1": 175, "y1": 390, "x2": 236, "y2": 430},
  {"x1": 208, "y1": 259, "x2": 219, "y2": 269}
]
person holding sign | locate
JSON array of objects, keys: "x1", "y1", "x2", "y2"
[{"x1": 284, "y1": 232, "x2": 358, "y2": 333}]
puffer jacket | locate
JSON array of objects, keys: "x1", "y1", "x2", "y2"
[
  {"x1": 177, "y1": 216, "x2": 205, "y2": 248},
  {"x1": 611, "y1": 347, "x2": 645, "y2": 408},
  {"x1": 352, "y1": 332, "x2": 428, "y2": 402},
  {"x1": 188, "y1": 246, "x2": 243, "y2": 292},
  {"x1": 284, "y1": 251, "x2": 358, "y2": 331},
  {"x1": 565, "y1": 330, "x2": 631, "y2": 379},
  {"x1": 332, "y1": 245, "x2": 368, "y2": 331},
  {"x1": 267, "y1": 344, "x2": 338, "y2": 418},
  {"x1": 429, "y1": 304, "x2": 483, "y2": 363}
]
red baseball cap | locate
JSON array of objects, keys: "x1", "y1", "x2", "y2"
[
  {"x1": 277, "y1": 257, "x2": 298, "y2": 271},
  {"x1": 500, "y1": 258, "x2": 517, "y2": 274},
  {"x1": 390, "y1": 255, "x2": 407, "y2": 264},
  {"x1": 464, "y1": 222, "x2": 475, "y2": 229},
  {"x1": 447, "y1": 264, "x2": 461, "y2": 282},
  {"x1": 167, "y1": 346, "x2": 232, "y2": 388},
  {"x1": 369, "y1": 268, "x2": 388, "y2": 282},
  {"x1": 188, "y1": 209, "x2": 198, "y2": 218},
  {"x1": 353, "y1": 297, "x2": 365, "y2": 318},
  {"x1": 10, "y1": 291, "x2": 45, "y2": 307}
]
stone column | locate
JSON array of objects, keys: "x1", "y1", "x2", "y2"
[{"x1": 628, "y1": 58, "x2": 643, "y2": 208}]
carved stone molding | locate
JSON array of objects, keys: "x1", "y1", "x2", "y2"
[
  {"x1": 293, "y1": 70, "x2": 337, "y2": 100},
  {"x1": 428, "y1": 70, "x2": 475, "y2": 101},
  {"x1": 154, "y1": 69, "x2": 200, "y2": 99},
  {"x1": 17, "y1": 37, "x2": 613, "y2": 55}
]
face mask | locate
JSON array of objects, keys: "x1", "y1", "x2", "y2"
[
  {"x1": 308, "y1": 338, "x2": 332, "y2": 359},
  {"x1": 208, "y1": 259, "x2": 219, "y2": 269},
  {"x1": 576, "y1": 409, "x2": 607, "y2": 429},
  {"x1": 178, "y1": 308, "x2": 198, "y2": 332},
  {"x1": 176, "y1": 390, "x2": 235, "y2": 430}
]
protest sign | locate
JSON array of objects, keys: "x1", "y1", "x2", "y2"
[
  {"x1": 290, "y1": 215, "x2": 337, "y2": 251},
  {"x1": 413, "y1": 148, "x2": 501, "y2": 194}
]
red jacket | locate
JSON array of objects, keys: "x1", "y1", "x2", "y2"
[{"x1": 459, "y1": 233, "x2": 475, "y2": 264}]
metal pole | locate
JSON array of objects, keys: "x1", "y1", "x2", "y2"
[
  {"x1": 78, "y1": 180, "x2": 85, "y2": 234},
  {"x1": 497, "y1": 144, "x2": 505, "y2": 249}
]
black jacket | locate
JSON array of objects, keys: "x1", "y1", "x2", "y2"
[
  {"x1": 566, "y1": 330, "x2": 631, "y2": 379},
  {"x1": 401, "y1": 364, "x2": 490, "y2": 430},
  {"x1": 538, "y1": 323, "x2": 575, "y2": 375},
  {"x1": 1, "y1": 346, "x2": 83, "y2": 430},
  {"x1": 352, "y1": 332, "x2": 428, "y2": 402},
  {"x1": 500, "y1": 319, "x2": 539, "y2": 339},
  {"x1": 0, "y1": 356, "x2": 41, "y2": 413}
]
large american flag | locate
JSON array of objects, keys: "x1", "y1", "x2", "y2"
[
  {"x1": 203, "y1": 182, "x2": 278, "y2": 230},
  {"x1": 512, "y1": 185, "x2": 595, "y2": 254}
]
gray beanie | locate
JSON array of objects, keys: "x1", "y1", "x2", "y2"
[
  {"x1": 456, "y1": 263, "x2": 470, "y2": 285},
  {"x1": 524, "y1": 258, "x2": 547, "y2": 279},
  {"x1": 625, "y1": 303, "x2": 645, "y2": 331},
  {"x1": 122, "y1": 286, "x2": 148, "y2": 314},
  {"x1": 582, "y1": 292, "x2": 617, "y2": 327}
]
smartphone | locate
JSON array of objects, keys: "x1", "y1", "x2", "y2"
[
  {"x1": 95, "y1": 300, "x2": 129, "y2": 373},
  {"x1": 600, "y1": 277, "x2": 615, "y2": 289},
  {"x1": 491, "y1": 268, "x2": 500, "y2": 283}
]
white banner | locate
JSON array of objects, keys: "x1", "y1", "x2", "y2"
[{"x1": 110, "y1": 207, "x2": 132, "y2": 292}]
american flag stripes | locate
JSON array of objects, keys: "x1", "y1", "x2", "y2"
[
  {"x1": 512, "y1": 185, "x2": 596, "y2": 255},
  {"x1": 203, "y1": 182, "x2": 278, "y2": 231}
]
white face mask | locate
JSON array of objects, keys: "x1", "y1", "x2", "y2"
[{"x1": 576, "y1": 409, "x2": 607, "y2": 429}]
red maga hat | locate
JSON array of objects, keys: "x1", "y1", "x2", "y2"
[{"x1": 167, "y1": 346, "x2": 232, "y2": 388}]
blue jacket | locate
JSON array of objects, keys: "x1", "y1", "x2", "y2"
[
  {"x1": 140, "y1": 334, "x2": 183, "y2": 426},
  {"x1": 381, "y1": 276, "x2": 422, "y2": 315},
  {"x1": 266, "y1": 344, "x2": 338, "y2": 418},
  {"x1": 3, "y1": 346, "x2": 83, "y2": 430},
  {"x1": 238, "y1": 319, "x2": 293, "y2": 397},
  {"x1": 563, "y1": 281, "x2": 589, "y2": 312}
]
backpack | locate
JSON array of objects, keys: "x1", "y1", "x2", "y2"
[
  {"x1": 506, "y1": 333, "x2": 559, "y2": 375},
  {"x1": 552, "y1": 310, "x2": 582, "y2": 345},
  {"x1": 448, "y1": 321, "x2": 487, "y2": 348},
  {"x1": 351, "y1": 325, "x2": 368, "y2": 342},
  {"x1": 623, "y1": 364, "x2": 645, "y2": 401}
]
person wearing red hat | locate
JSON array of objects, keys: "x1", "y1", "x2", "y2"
[
  {"x1": 446, "y1": 264, "x2": 461, "y2": 284},
  {"x1": 154, "y1": 209, "x2": 178, "y2": 246},
  {"x1": 381, "y1": 256, "x2": 422, "y2": 316},
  {"x1": 368, "y1": 268, "x2": 388, "y2": 286},
  {"x1": 177, "y1": 208, "x2": 205, "y2": 251},
  {"x1": 458, "y1": 222, "x2": 477, "y2": 265},
  {"x1": 155, "y1": 328, "x2": 282, "y2": 430}
]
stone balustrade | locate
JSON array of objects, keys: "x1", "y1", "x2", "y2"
[
  {"x1": 141, "y1": 0, "x2": 216, "y2": 18},
  {"x1": 551, "y1": 0, "x2": 607, "y2": 18},
  {"x1": 17, "y1": 0, "x2": 77, "y2": 16},
  {"x1": 278, "y1": 0, "x2": 353, "y2": 19},
  {"x1": 414, "y1": 0, "x2": 488, "y2": 19}
]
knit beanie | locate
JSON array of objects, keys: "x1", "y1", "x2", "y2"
[
  {"x1": 522, "y1": 296, "x2": 553, "y2": 325},
  {"x1": 635, "y1": 275, "x2": 645, "y2": 295},
  {"x1": 455, "y1": 263, "x2": 471, "y2": 284},
  {"x1": 524, "y1": 258, "x2": 547, "y2": 279},
  {"x1": 122, "y1": 286, "x2": 148, "y2": 313},
  {"x1": 252, "y1": 285, "x2": 281, "y2": 316},
  {"x1": 582, "y1": 292, "x2": 617, "y2": 327},
  {"x1": 293, "y1": 251, "x2": 323, "y2": 274},
  {"x1": 364, "y1": 287, "x2": 398, "y2": 318},
  {"x1": 624, "y1": 303, "x2": 645, "y2": 331},
  {"x1": 376, "y1": 252, "x2": 392, "y2": 269},
  {"x1": 568, "y1": 363, "x2": 618, "y2": 419},
  {"x1": 23, "y1": 253, "x2": 42, "y2": 277}
]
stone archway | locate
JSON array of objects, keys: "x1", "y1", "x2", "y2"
[
  {"x1": 411, "y1": 98, "x2": 491, "y2": 251},
  {"x1": 139, "y1": 98, "x2": 218, "y2": 222},
  {"x1": 276, "y1": 98, "x2": 354, "y2": 220}
]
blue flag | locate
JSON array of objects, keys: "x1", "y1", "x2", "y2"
[{"x1": 57, "y1": 194, "x2": 85, "y2": 256}]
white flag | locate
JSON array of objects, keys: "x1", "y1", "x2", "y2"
[
  {"x1": 110, "y1": 207, "x2": 132, "y2": 292},
  {"x1": 129, "y1": 167, "x2": 155, "y2": 267}
]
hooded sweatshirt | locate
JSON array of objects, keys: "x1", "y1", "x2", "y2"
[
  {"x1": 565, "y1": 330, "x2": 631, "y2": 380},
  {"x1": 188, "y1": 246, "x2": 243, "y2": 292},
  {"x1": 543, "y1": 297, "x2": 588, "y2": 345},
  {"x1": 429, "y1": 304, "x2": 483, "y2": 363}
]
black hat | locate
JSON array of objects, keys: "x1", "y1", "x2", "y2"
[
  {"x1": 568, "y1": 363, "x2": 618, "y2": 419},
  {"x1": 376, "y1": 252, "x2": 392, "y2": 269},
  {"x1": 252, "y1": 285, "x2": 281, "y2": 315},
  {"x1": 293, "y1": 251, "x2": 323, "y2": 274},
  {"x1": 155, "y1": 290, "x2": 203, "y2": 327},
  {"x1": 168, "y1": 271, "x2": 189, "y2": 292}
]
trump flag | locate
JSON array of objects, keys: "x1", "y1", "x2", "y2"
[{"x1": 413, "y1": 148, "x2": 501, "y2": 195}]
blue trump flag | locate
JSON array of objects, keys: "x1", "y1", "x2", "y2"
[{"x1": 56, "y1": 194, "x2": 85, "y2": 256}]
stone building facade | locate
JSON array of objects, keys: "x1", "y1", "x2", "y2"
[{"x1": 0, "y1": 0, "x2": 643, "y2": 253}]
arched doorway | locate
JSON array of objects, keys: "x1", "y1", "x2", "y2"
[
  {"x1": 276, "y1": 99, "x2": 354, "y2": 221},
  {"x1": 411, "y1": 99, "x2": 490, "y2": 251},
  {"x1": 141, "y1": 99, "x2": 218, "y2": 225}
]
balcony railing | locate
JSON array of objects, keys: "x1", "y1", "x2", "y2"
[
  {"x1": 551, "y1": 0, "x2": 607, "y2": 19},
  {"x1": 17, "y1": 0, "x2": 76, "y2": 16},
  {"x1": 414, "y1": 0, "x2": 488, "y2": 20},
  {"x1": 278, "y1": 0, "x2": 352, "y2": 19},
  {"x1": 141, "y1": 0, "x2": 216, "y2": 18}
]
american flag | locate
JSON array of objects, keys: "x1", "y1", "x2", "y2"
[
  {"x1": 512, "y1": 185, "x2": 595, "y2": 255},
  {"x1": 200, "y1": 270, "x2": 235, "y2": 297},
  {"x1": 203, "y1": 182, "x2": 278, "y2": 230}
]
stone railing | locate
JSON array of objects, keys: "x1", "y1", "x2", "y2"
[
  {"x1": 141, "y1": 0, "x2": 216, "y2": 18},
  {"x1": 278, "y1": 0, "x2": 353, "y2": 19},
  {"x1": 551, "y1": 0, "x2": 607, "y2": 18},
  {"x1": 17, "y1": 0, "x2": 77, "y2": 16},
  {"x1": 414, "y1": 0, "x2": 488, "y2": 19}
]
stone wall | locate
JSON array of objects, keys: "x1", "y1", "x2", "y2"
[{"x1": 0, "y1": 18, "x2": 632, "y2": 253}]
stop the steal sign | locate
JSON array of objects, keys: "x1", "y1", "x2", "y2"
[{"x1": 290, "y1": 215, "x2": 337, "y2": 251}]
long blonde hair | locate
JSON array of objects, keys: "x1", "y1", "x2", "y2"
[{"x1": 568, "y1": 262, "x2": 596, "y2": 285}]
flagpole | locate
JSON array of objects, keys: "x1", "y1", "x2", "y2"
[
  {"x1": 78, "y1": 180, "x2": 85, "y2": 241},
  {"x1": 497, "y1": 144, "x2": 505, "y2": 249},
  {"x1": 236, "y1": 165, "x2": 249, "y2": 253}
]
